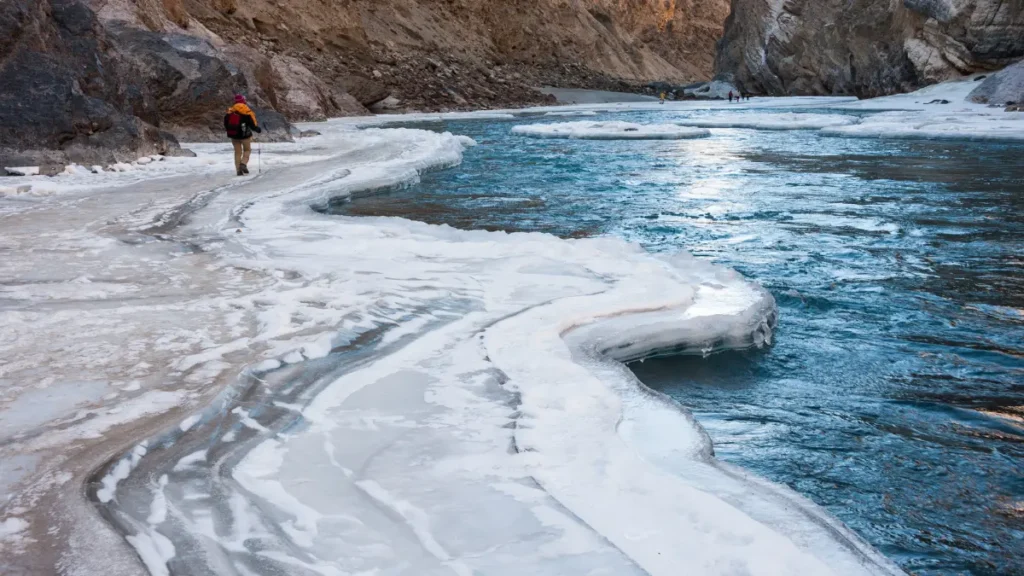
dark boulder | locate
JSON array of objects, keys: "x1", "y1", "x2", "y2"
[
  {"x1": 0, "y1": 0, "x2": 303, "y2": 165},
  {"x1": 253, "y1": 108, "x2": 295, "y2": 143},
  {"x1": 0, "y1": 0, "x2": 181, "y2": 167}
]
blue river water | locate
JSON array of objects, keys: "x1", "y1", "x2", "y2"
[{"x1": 331, "y1": 110, "x2": 1024, "y2": 575}]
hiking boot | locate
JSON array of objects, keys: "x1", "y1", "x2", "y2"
[
  {"x1": 236, "y1": 166, "x2": 244, "y2": 176},
  {"x1": 240, "y1": 163, "x2": 249, "y2": 175}
]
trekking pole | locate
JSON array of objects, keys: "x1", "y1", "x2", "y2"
[{"x1": 258, "y1": 141, "x2": 262, "y2": 174}]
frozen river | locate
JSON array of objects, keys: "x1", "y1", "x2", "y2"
[
  {"x1": 335, "y1": 113, "x2": 1024, "y2": 575},
  {"x1": 1, "y1": 83, "x2": 1021, "y2": 576}
]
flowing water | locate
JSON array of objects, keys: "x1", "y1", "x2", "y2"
[{"x1": 332, "y1": 111, "x2": 1024, "y2": 575}]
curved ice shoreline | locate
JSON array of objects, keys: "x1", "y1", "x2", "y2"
[{"x1": 87, "y1": 123, "x2": 905, "y2": 575}]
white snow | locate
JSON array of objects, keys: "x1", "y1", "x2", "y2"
[
  {"x1": 96, "y1": 442, "x2": 150, "y2": 503},
  {"x1": 125, "y1": 528, "x2": 176, "y2": 576},
  {"x1": 172, "y1": 450, "x2": 208, "y2": 471},
  {"x1": 822, "y1": 110, "x2": 1024, "y2": 141},
  {"x1": 543, "y1": 110, "x2": 599, "y2": 117},
  {"x1": 0, "y1": 515, "x2": 32, "y2": 556},
  {"x1": 231, "y1": 407, "x2": 270, "y2": 433},
  {"x1": 0, "y1": 516, "x2": 29, "y2": 539},
  {"x1": 677, "y1": 112, "x2": 859, "y2": 130},
  {"x1": 96, "y1": 458, "x2": 131, "y2": 504},
  {"x1": 3, "y1": 166, "x2": 39, "y2": 176},
  {"x1": 831, "y1": 77, "x2": 983, "y2": 112},
  {"x1": 823, "y1": 76, "x2": 1024, "y2": 141},
  {"x1": 178, "y1": 414, "x2": 200, "y2": 432},
  {"x1": 145, "y1": 475, "x2": 169, "y2": 525},
  {"x1": 512, "y1": 121, "x2": 711, "y2": 140}
]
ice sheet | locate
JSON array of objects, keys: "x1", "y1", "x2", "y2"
[
  {"x1": 543, "y1": 110, "x2": 599, "y2": 117},
  {"x1": 511, "y1": 121, "x2": 711, "y2": 140},
  {"x1": 822, "y1": 110, "x2": 1024, "y2": 141},
  {"x1": 320, "y1": 96, "x2": 861, "y2": 132},
  {"x1": 821, "y1": 76, "x2": 1024, "y2": 141},
  {"x1": 828, "y1": 76, "x2": 985, "y2": 112},
  {"x1": 676, "y1": 112, "x2": 859, "y2": 130}
]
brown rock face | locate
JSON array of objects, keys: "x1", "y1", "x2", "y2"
[
  {"x1": 176, "y1": 0, "x2": 730, "y2": 110},
  {"x1": 715, "y1": 0, "x2": 1024, "y2": 97}
]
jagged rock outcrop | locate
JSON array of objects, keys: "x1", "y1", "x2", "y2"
[
  {"x1": 715, "y1": 0, "x2": 1024, "y2": 97},
  {"x1": 268, "y1": 55, "x2": 366, "y2": 121},
  {"x1": 0, "y1": 0, "x2": 379, "y2": 167},
  {"x1": 0, "y1": 0, "x2": 184, "y2": 167},
  {"x1": 106, "y1": 24, "x2": 253, "y2": 140}
]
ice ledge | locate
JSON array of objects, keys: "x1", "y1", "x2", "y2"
[{"x1": 486, "y1": 258, "x2": 904, "y2": 576}]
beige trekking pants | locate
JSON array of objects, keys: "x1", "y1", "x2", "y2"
[{"x1": 232, "y1": 138, "x2": 252, "y2": 171}]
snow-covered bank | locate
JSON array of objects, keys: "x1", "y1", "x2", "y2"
[
  {"x1": 823, "y1": 77, "x2": 1024, "y2": 142},
  {"x1": 822, "y1": 111, "x2": 1024, "y2": 141},
  {"x1": 512, "y1": 120, "x2": 711, "y2": 140}
]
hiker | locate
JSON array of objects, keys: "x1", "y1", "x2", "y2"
[
  {"x1": 660, "y1": 92, "x2": 666, "y2": 104},
  {"x1": 728, "y1": 90, "x2": 734, "y2": 103},
  {"x1": 224, "y1": 94, "x2": 262, "y2": 176}
]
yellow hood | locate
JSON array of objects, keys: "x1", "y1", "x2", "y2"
[{"x1": 226, "y1": 103, "x2": 257, "y2": 126}]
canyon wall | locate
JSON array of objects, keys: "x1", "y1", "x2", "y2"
[
  {"x1": 2, "y1": 0, "x2": 730, "y2": 167},
  {"x1": 143, "y1": 0, "x2": 731, "y2": 109},
  {"x1": 715, "y1": 0, "x2": 1024, "y2": 97}
]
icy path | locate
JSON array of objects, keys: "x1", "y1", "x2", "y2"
[{"x1": 3, "y1": 121, "x2": 903, "y2": 575}]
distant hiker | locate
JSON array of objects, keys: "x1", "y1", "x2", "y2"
[
  {"x1": 728, "y1": 91, "x2": 734, "y2": 103},
  {"x1": 660, "y1": 92, "x2": 666, "y2": 104},
  {"x1": 224, "y1": 94, "x2": 262, "y2": 176}
]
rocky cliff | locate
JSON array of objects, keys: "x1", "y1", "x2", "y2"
[
  {"x1": 168, "y1": 0, "x2": 730, "y2": 107},
  {"x1": 0, "y1": 0, "x2": 185, "y2": 167},
  {"x1": 715, "y1": 0, "x2": 1024, "y2": 96},
  {"x1": 1, "y1": 0, "x2": 729, "y2": 167}
]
